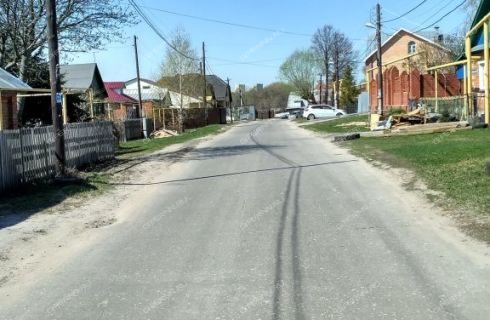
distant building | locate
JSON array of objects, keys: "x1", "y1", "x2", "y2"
[
  {"x1": 235, "y1": 84, "x2": 246, "y2": 92},
  {"x1": 254, "y1": 83, "x2": 264, "y2": 91}
]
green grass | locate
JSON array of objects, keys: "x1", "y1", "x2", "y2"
[
  {"x1": 345, "y1": 128, "x2": 490, "y2": 242},
  {"x1": 117, "y1": 124, "x2": 226, "y2": 159},
  {"x1": 304, "y1": 115, "x2": 370, "y2": 133}
]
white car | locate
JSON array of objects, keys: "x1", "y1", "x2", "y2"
[{"x1": 302, "y1": 104, "x2": 346, "y2": 120}]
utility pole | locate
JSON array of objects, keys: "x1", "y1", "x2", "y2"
[
  {"x1": 376, "y1": 3, "x2": 384, "y2": 115},
  {"x1": 134, "y1": 36, "x2": 147, "y2": 137},
  {"x1": 202, "y1": 42, "x2": 208, "y2": 124},
  {"x1": 46, "y1": 0, "x2": 65, "y2": 176},
  {"x1": 134, "y1": 36, "x2": 143, "y2": 118},
  {"x1": 227, "y1": 78, "x2": 233, "y2": 123}
]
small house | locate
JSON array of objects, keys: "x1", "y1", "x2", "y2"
[{"x1": 0, "y1": 67, "x2": 32, "y2": 130}]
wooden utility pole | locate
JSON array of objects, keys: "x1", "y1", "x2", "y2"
[
  {"x1": 376, "y1": 3, "x2": 384, "y2": 115},
  {"x1": 134, "y1": 35, "x2": 143, "y2": 118},
  {"x1": 227, "y1": 78, "x2": 233, "y2": 123},
  {"x1": 202, "y1": 42, "x2": 208, "y2": 124},
  {"x1": 46, "y1": 0, "x2": 65, "y2": 175}
]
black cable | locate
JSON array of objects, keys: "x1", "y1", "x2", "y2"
[
  {"x1": 415, "y1": 0, "x2": 466, "y2": 32},
  {"x1": 128, "y1": 0, "x2": 199, "y2": 61},
  {"x1": 138, "y1": 4, "x2": 313, "y2": 37},
  {"x1": 382, "y1": 0, "x2": 427, "y2": 23}
]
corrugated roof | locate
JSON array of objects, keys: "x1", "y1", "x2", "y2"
[
  {"x1": 123, "y1": 88, "x2": 167, "y2": 101},
  {"x1": 60, "y1": 63, "x2": 101, "y2": 90},
  {"x1": 206, "y1": 75, "x2": 229, "y2": 101},
  {"x1": 104, "y1": 82, "x2": 137, "y2": 104},
  {"x1": 168, "y1": 91, "x2": 202, "y2": 108},
  {"x1": 0, "y1": 67, "x2": 31, "y2": 90}
]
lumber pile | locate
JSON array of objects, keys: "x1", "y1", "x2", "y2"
[
  {"x1": 387, "y1": 121, "x2": 470, "y2": 136},
  {"x1": 391, "y1": 108, "x2": 425, "y2": 128},
  {"x1": 150, "y1": 129, "x2": 179, "y2": 139}
]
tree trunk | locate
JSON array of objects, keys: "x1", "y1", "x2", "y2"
[{"x1": 17, "y1": 55, "x2": 29, "y2": 126}]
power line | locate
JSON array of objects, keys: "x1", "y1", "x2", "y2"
[
  {"x1": 128, "y1": 0, "x2": 199, "y2": 61},
  {"x1": 138, "y1": 4, "x2": 369, "y2": 42},
  {"x1": 138, "y1": 4, "x2": 313, "y2": 37},
  {"x1": 415, "y1": 0, "x2": 466, "y2": 32},
  {"x1": 382, "y1": 0, "x2": 427, "y2": 23}
]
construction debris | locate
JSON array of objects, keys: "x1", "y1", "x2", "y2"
[{"x1": 150, "y1": 129, "x2": 179, "y2": 139}]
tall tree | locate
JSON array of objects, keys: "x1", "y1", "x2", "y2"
[
  {"x1": 311, "y1": 25, "x2": 334, "y2": 104},
  {"x1": 0, "y1": 0, "x2": 137, "y2": 84},
  {"x1": 279, "y1": 49, "x2": 318, "y2": 100},
  {"x1": 331, "y1": 31, "x2": 355, "y2": 107},
  {"x1": 159, "y1": 27, "x2": 199, "y2": 77},
  {"x1": 339, "y1": 65, "x2": 359, "y2": 109}
]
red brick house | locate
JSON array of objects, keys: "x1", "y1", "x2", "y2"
[
  {"x1": 104, "y1": 82, "x2": 138, "y2": 121},
  {"x1": 0, "y1": 67, "x2": 32, "y2": 130},
  {"x1": 364, "y1": 28, "x2": 460, "y2": 112}
]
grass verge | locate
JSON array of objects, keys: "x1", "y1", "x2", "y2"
[
  {"x1": 303, "y1": 115, "x2": 370, "y2": 133},
  {"x1": 344, "y1": 128, "x2": 490, "y2": 242},
  {"x1": 117, "y1": 124, "x2": 226, "y2": 159}
]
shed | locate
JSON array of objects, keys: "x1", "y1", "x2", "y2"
[{"x1": 0, "y1": 68, "x2": 32, "y2": 130}]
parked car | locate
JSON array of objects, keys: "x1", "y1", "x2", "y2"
[{"x1": 302, "y1": 104, "x2": 345, "y2": 120}]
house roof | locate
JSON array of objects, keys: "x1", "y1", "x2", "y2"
[
  {"x1": 206, "y1": 75, "x2": 230, "y2": 101},
  {"x1": 123, "y1": 87, "x2": 167, "y2": 101},
  {"x1": 0, "y1": 67, "x2": 31, "y2": 90},
  {"x1": 125, "y1": 78, "x2": 157, "y2": 86},
  {"x1": 104, "y1": 82, "x2": 137, "y2": 104},
  {"x1": 364, "y1": 28, "x2": 450, "y2": 63},
  {"x1": 168, "y1": 91, "x2": 202, "y2": 107},
  {"x1": 457, "y1": 0, "x2": 490, "y2": 61}
]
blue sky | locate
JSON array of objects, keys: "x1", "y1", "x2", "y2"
[{"x1": 68, "y1": 0, "x2": 467, "y2": 89}]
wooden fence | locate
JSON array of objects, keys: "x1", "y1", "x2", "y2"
[{"x1": 0, "y1": 121, "x2": 115, "y2": 193}]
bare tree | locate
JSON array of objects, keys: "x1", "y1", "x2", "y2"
[
  {"x1": 311, "y1": 25, "x2": 334, "y2": 104},
  {"x1": 279, "y1": 49, "x2": 318, "y2": 100},
  {"x1": 0, "y1": 0, "x2": 137, "y2": 84},
  {"x1": 159, "y1": 27, "x2": 199, "y2": 77}
]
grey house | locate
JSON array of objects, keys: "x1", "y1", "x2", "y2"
[
  {"x1": 206, "y1": 75, "x2": 232, "y2": 108},
  {"x1": 60, "y1": 63, "x2": 107, "y2": 120}
]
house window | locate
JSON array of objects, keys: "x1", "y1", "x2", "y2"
[
  {"x1": 478, "y1": 61, "x2": 485, "y2": 90},
  {"x1": 408, "y1": 41, "x2": 416, "y2": 54}
]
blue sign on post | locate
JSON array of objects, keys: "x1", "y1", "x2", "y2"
[{"x1": 56, "y1": 92, "x2": 62, "y2": 105}]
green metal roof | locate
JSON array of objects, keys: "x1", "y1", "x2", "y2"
[{"x1": 458, "y1": 0, "x2": 489, "y2": 61}]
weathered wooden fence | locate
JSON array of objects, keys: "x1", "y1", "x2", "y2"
[{"x1": 0, "y1": 121, "x2": 115, "y2": 193}]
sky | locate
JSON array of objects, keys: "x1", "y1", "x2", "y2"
[{"x1": 68, "y1": 0, "x2": 468, "y2": 89}]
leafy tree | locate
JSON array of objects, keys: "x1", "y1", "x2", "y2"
[
  {"x1": 0, "y1": 0, "x2": 137, "y2": 84},
  {"x1": 159, "y1": 27, "x2": 199, "y2": 77},
  {"x1": 279, "y1": 49, "x2": 318, "y2": 100},
  {"x1": 339, "y1": 65, "x2": 359, "y2": 109}
]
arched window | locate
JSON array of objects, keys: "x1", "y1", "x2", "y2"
[{"x1": 408, "y1": 41, "x2": 416, "y2": 54}]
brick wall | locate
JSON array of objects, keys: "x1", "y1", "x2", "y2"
[
  {"x1": 1, "y1": 92, "x2": 18, "y2": 129},
  {"x1": 368, "y1": 67, "x2": 461, "y2": 112}
]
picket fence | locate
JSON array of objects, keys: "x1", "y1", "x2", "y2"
[{"x1": 0, "y1": 121, "x2": 115, "y2": 192}]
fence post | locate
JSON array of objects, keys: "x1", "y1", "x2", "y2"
[{"x1": 19, "y1": 128, "x2": 26, "y2": 183}]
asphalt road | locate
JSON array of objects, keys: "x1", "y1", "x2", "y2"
[{"x1": 1, "y1": 120, "x2": 490, "y2": 320}]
